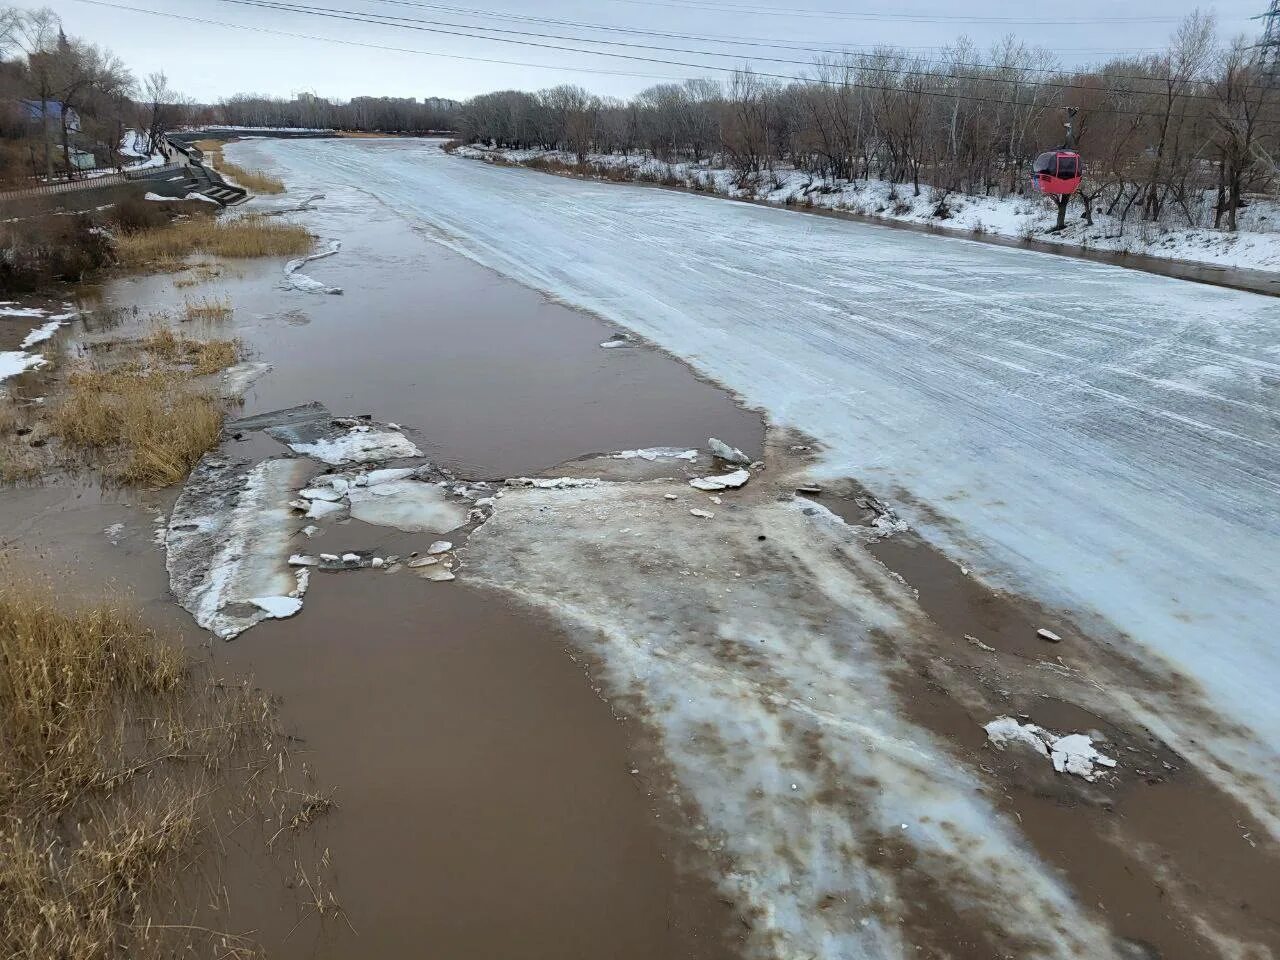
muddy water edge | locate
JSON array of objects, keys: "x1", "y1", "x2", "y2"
[
  {"x1": 4, "y1": 168, "x2": 1278, "y2": 959},
  {"x1": 0, "y1": 189, "x2": 759, "y2": 959}
]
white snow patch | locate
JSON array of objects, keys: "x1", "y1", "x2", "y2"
[
  {"x1": 19, "y1": 320, "x2": 65, "y2": 349},
  {"x1": 984, "y1": 717, "x2": 1117, "y2": 782},
  {"x1": 0, "y1": 351, "x2": 46, "y2": 383}
]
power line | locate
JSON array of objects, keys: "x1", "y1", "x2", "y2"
[
  {"x1": 358, "y1": 0, "x2": 1164, "y2": 75},
  {"x1": 599, "y1": 0, "x2": 1184, "y2": 26},
  {"x1": 70, "y1": 0, "x2": 1280, "y2": 124},
  {"x1": 67, "y1": 0, "x2": 689, "y2": 81},
  {"x1": 208, "y1": 0, "x2": 1280, "y2": 106}
]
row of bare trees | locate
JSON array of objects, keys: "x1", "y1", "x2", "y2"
[
  {"x1": 213, "y1": 94, "x2": 459, "y2": 134},
  {"x1": 458, "y1": 16, "x2": 1278, "y2": 232}
]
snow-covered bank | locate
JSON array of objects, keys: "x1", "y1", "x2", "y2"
[
  {"x1": 452, "y1": 144, "x2": 1280, "y2": 274},
  {"x1": 1, "y1": 305, "x2": 74, "y2": 387}
]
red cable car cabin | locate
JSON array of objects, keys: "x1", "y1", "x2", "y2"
[{"x1": 1031, "y1": 150, "x2": 1082, "y2": 195}]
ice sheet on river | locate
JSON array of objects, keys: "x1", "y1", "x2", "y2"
[
  {"x1": 232, "y1": 138, "x2": 1280, "y2": 823},
  {"x1": 239, "y1": 402, "x2": 422, "y2": 465},
  {"x1": 166, "y1": 456, "x2": 313, "y2": 640},
  {"x1": 466, "y1": 482, "x2": 1121, "y2": 958}
]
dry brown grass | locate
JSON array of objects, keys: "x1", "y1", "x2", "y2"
[
  {"x1": 172, "y1": 263, "x2": 224, "y2": 289},
  {"x1": 182, "y1": 294, "x2": 233, "y2": 321},
  {"x1": 142, "y1": 328, "x2": 240, "y2": 375},
  {"x1": 0, "y1": 577, "x2": 333, "y2": 960},
  {"x1": 193, "y1": 138, "x2": 285, "y2": 194},
  {"x1": 220, "y1": 160, "x2": 286, "y2": 194},
  {"x1": 52, "y1": 363, "x2": 228, "y2": 486},
  {"x1": 115, "y1": 215, "x2": 312, "y2": 268}
]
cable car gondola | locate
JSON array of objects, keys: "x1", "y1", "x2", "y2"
[{"x1": 1031, "y1": 150, "x2": 1082, "y2": 195}]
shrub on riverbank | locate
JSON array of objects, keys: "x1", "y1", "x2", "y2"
[{"x1": 0, "y1": 214, "x2": 112, "y2": 294}]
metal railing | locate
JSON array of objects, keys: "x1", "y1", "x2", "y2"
[{"x1": 0, "y1": 162, "x2": 186, "y2": 200}]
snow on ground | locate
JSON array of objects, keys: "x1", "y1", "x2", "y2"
[
  {"x1": 232, "y1": 137, "x2": 1280, "y2": 828},
  {"x1": 1, "y1": 306, "x2": 73, "y2": 385},
  {"x1": 454, "y1": 144, "x2": 1280, "y2": 274}
]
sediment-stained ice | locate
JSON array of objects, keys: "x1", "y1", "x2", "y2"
[
  {"x1": 466, "y1": 483, "x2": 1122, "y2": 958},
  {"x1": 166, "y1": 456, "x2": 313, "y2": 639},
  {"x1": 230, "y1": 138, "x2": 1280, "y2": 822}
]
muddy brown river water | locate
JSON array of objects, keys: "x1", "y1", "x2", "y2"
[
  {"x1": 3, "y1": 160, "x2": 1278, "y2": 960},
  {"x1": 1, "y1": 194, "x2": 760, "y2": 957}
]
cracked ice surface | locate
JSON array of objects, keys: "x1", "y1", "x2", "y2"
[
  {"x1": 233, "y1": 138, "x2": 1280, "y2": 818},
  {"x1": 167, "y1": 457, "x2": 313, "y2": 639},
  {"x1": 346, "y1": 478, "x2": 469, "y2": 533},
  {"x1": 284, "y1": 425, "x2": 421, "y2": 465},
  {"x1": 466, "y1": 483, "x2": 1119, "y2": 958}
]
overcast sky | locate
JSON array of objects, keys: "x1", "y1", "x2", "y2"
[{"x1": 40, "y1": 0, "x2": 1265, "y2": 103}]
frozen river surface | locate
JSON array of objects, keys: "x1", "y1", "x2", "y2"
[{"x1": 234, "y1": 138, "x2": 1280, "y2": 795}]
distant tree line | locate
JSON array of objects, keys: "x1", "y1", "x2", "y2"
[
  {"x1": 457, "y1": 15, "x2": 1278, "y2": 232},
  {"x1": 209, "y1": 94, "x2": 460, "y2": 134}
]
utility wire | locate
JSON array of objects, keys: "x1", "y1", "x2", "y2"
[
  {"x1": 206, "y1": 0, "x2": 1280, "y2": 113},
  {"x1": 284, "y1": 0, "x2": 1275, "y2": 100},
  {"x1": 70, "y1": 0, "x2": 1280, "y2": 124},
  {"x1": 360, "y1": 0, "x2": 1162, "y2": 58},
  {"x1": 599, "y1": 0, "x2": 1185, "y2": 26},
  {"x1": 67, "y1": 0, "x2": 689, "y2": 81}
]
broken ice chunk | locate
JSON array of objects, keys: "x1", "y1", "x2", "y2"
[
  {"x1": 690, "y1": 468, "x2": 750, "y2": 491},
  {"x1": 426, "y1": 540, "x2": 453, "y2": 555},
  {"x1": 984, "y1": 716, "x2": 1117, "y2": 782},
  {"x1": 305, "y1": 499, "x2": 346, "y2": 520},
  {"x1": 248, "y1": 596, "x2": 303, "y2": 620},
  {"x1": 690, "y1": 509, "x2": 715, "y2": 519},
  {"x1": 708, "y1": 437, "x2": 750, "y2": 465}
]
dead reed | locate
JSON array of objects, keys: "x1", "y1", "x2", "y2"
[
  {"x1": 115, "y1": 215, "x2": 312, "y2": 268},
  {"x1": 0, "y1": 576, "x2": 333, "y2": 960}
]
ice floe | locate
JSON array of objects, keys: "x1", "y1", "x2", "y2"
[
  {"x1": 689, "y1": 468, "x2": 749, "y2": 491},
  {"x1": 346, "y1": 479, "x2": 469, "y2": 534},
  {"x1": 283, "y1": 239, "x2": 343, "y2": 295},
  {"x1": 984, "y1": 717, "x2": 1118, "y2": 782},
  {"x1": 249, "y1": 596, "x2": 303, "y2": 619},
  {"x1": 465, "y1": 482, "x2": 1120, "y2": 958},
  {"x1": 610, "y1": 447, "x2": 698, "y2": 461},
  {"x1": 167, "y1": 456, "x2": 314, "y2": 640}
]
